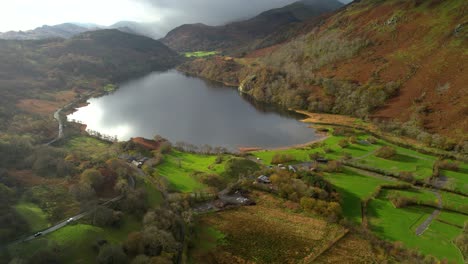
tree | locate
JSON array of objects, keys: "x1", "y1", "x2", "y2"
[
  {"x1": 93, "y1": 206, "x2": 122, "y2": 227},
  {"x1": 97, "y1": 244, "x2": 128, "y2": 264},
  {"x1": 131, "y1": 255, "x2": 149, "y2": 264},
  {"x1": 114, "y1": 177, "x2": 129, "y2": 195},
  {"x1": 80, "y1": 169, "x2": 104, "y2": 190},
  {"x1": 69, "y1": 183, "x2": 96, "y2": 201},
  {"x1": 30, "y1": 248, "x2": 61, "y2": 264},
  {"x1": 142, "y1": 226, "x2": 179, "y2": 257},
  {"x1": 124, "y1": 232, "x2": 144, "y2": 256},
  {"x1": 121, "y1": 188, "x2": 148, "y2": 215},
  {"x1": 159, "y1": 141, "x2": 172, "y2": 154}
]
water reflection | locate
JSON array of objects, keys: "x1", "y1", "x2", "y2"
[{"x1": 68, "y1": 70, "x2": 318, "y2": 150}]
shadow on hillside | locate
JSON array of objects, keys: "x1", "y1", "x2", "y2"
[{"x1": 335, "y1": 186, "x2": 364, "y2": 224}]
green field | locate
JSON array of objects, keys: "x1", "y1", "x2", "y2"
[
  {"x1": 355, "y1": 143, "x2": 437, "y2": 180},
  {"x1": 184, "y1": 51, "x2": 219, "y2": 58},
  {"x1": 64, "y1": 136, "x2": 113, "y2": 161},
  {"x1": 324, "y1": 168, "x2": 397, "y2": 223},
  {"x1": 8, "y1": 215, "x2": 141, "y2": 263},
  {"x1": 442, "y1": 164, "x2": 468, "y2": 194},
  {"x1": 440, "y1": 191, "x2": 468, "y2": 214},
  {"x1": 253, "y1": 134, "x2": 381, "y2": 164},
  {"x1": 437, "y1": 211, "x2": 467, "y2": 227},
  {"x1": 368, "y1": 191, "x2": 464, "y2": 263},
  {"x1": 14, "y1": 202, "x2": 49, "y2": 232},
  {"x1": 157, "y1": 150, "x2": 229, "y2": 192},
  {"x1": 386, "y1": 188, "x2": 438, "y2": 204}
]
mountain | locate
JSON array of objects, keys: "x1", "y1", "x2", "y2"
[
  {"x1": 0, "y1": 21, "x2": 164, "y2": 40},
  {"x1": 179, "y1": 0, "x2": 468, "y2": 143},
  {"x1": 161, "y1": 0, "x2": 344, "y2": 52},
  {"x1": 0, "y1": 29, "x2": 182, "y2": 128},
  {"x1": 0, "y1": 23, "x2": 90, "y2": 40},
  {"x1": 109, "y1": 21, "x2": 164, "y2": 39}
]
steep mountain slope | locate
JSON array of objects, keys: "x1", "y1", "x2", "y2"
[
  {"x1": 0, "y1": 23, "x2": 90, "y2": 40},
  {"x1": 161, "y1": 0, "x2": 343, "y2": 52},
  {"x1": 0, "y1": 29, "x2": 182, "y2": 132},
  {"x1": 110, "y1": 21, "x2": 164, "y2": 39},
  {"x1": 179, "y1": 0, "x2": 468, "y2": 145}
]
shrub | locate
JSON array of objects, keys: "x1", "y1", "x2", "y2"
[
  {"x1": 399, "y1": 172, "x2": 415, "y2": 183},
  {"x1": 367, "y1": 136, "x2": 377, "y2": 144},
  {"x1": 271, "y1": 153, "x2": 296, "y2": 164},
  {"x1": 388, "y1": 194, "x2": 417, "y2": 208},
  {"x1": 341, "y1": 152, "x2": 352, "y2": 160},
  {"x1": 437, "y1": 160, "x2": 459, "y2": 171},
  {"x1": 159, "y1": 141, "x2": 172, "y2": 154},
  {"x1": 332, "y1": 127, "x2": 354, "y2": 137},
  {"x1": 309, "y1": 152, "x2": 322, "y2": 160},
  {"x1": 338, "y1": 139, "x2": 349, "y2": 148},
  {"x1": 224, "y1": 158, "x2": 260, "y2": 178},
  {"x1": 198, "y1": 173, "x2": 225, "y2": 190},
  {"x1": 214, "y1": 155, "x2": 223, "y2": 164},
  {"x1": 325, "y1": 161, "x2": 343, "y2": 173},
  {"x1": 375, "y1": 146, "x2": 396, "y2": 159}
]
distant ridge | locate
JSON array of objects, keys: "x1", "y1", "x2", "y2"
[{"x1": 161, "y1": 0, "x2": 343, "y2": 52}]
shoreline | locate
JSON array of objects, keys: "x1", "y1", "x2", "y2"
[{"x1": 238, "y1": 133, "x2": 329, "y2": 153}]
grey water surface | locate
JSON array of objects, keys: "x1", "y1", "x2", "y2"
[{"x1": 68, "y1": 70, "x2": 319, "y2": 150}]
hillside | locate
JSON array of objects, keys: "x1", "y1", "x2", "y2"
[
  {"x1": 0, "y1": 29, "x2": 181, "y2": 138},
  {"x1": 179, "y1": 0, "x2": 468, "y2": 146},
  {"x1": 161, "y1": 0, "x2": 343, "y2": 52},
  {"x1": 0, "y1": 21, "x2": 164, "y2": 41},
  {"x1": 0, "y1": 23, "x2": 90, "y2": 40}
]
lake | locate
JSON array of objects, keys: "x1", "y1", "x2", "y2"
[{"x1": 68, "y1": 70, "x2": 320, "y2": 151}]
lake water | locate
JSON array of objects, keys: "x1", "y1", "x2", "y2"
[{"x1": 68, "y1": 70, "x2": 319, "y2": 150}]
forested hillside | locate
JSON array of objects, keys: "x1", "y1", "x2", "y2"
[
  {"x1": 0, "y1": 29, "x2": 181, "y2": 139},
  {"x1": 179, "y1": 0, "x2": 468, "y2": 148}
]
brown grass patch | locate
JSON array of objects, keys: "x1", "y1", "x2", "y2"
[
  {"x1": 191, "y1": 192, "x2": 347, "y2": 264},
  {"x1": 16, "y1": 91, "x2": 77, "y2": 116},
  {"x1": 314, "y1": 233, "x2": 378, "y2": 264},
  {"x1": 9, "y1": 169, "x2": 69, "y2": 188}
]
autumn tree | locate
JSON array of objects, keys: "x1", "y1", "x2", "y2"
[{"x1": 80, "y1": 169, "x2": 104, "y2": 190}]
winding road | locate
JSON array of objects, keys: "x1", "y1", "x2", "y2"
[{"x1": 45, "y1": 107, "x2": 65, "y2": 145}]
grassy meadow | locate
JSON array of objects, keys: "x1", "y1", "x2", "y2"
[
  {"x1": 184, "y1": 51, "x2": 219, "y2": 58},
  {"x1": 156, "y1": 150, "x2": 230, "y2": 192}
]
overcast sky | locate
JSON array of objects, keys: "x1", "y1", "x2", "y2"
[{"x1": 0, "y1": 0, "x2": 352, "y2": 32}]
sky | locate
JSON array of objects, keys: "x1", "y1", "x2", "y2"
[{"x1": 0, "y1": 0, "x2": 352, "y2": 33}]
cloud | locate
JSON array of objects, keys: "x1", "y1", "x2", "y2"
[
  {"x1": 138, "y1": 0, "x2": 300, "y2": 31},
  {"x1": 138, "y1": 0, "x2": 352, "y2": 35},
  {"x1": 0, "y1": 0, "x2": 352, "y2": 33}
]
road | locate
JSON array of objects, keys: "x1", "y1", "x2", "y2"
[
  {"x1": 7, "y1": 174, "x2": 135, "y2": 247},
  {"x1": 20, "y1": 212, "x2": 89, "y2": 243},
  {"x1": 45, "y1": 107, "x2": 65, "y2": 145},
  {"x1": 415, "y1": 190, "x2": 443, "y2": 236}
]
